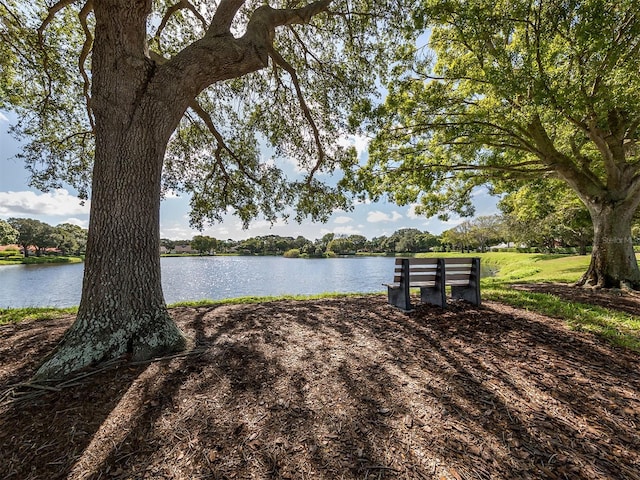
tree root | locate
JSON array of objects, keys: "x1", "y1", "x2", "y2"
[{"x1": 1, "y1": 348, "x2": 206, "y2": 407}]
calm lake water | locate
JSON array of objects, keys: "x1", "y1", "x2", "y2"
[{"x1": 0, "y1": 256, "x2": 399, "y2": 309}]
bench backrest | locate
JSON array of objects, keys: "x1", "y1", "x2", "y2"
[
  {"x1": 394, "y1": 257, "x2": 480, "y2": 285},
  {"x1": 393, "y1": 258, "x2": 443, "y2": 285},
  {"x1": 443, "y1": 257, "x2": 479, "y2": 285},
  {"x1": 389, "y1": 257, "x2": 480, "y2": 308}
]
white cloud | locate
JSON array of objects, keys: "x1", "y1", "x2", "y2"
[
  {"x1": 337, "y1": 134, "x2": 371, "y2": 158},
  {"x1": 160, "y1": 225, "x2": 200, "y2": 240},
  {"x1": 209, "y1": 227, "x2": 230, "y2": 238},
  {"x1": 279, "y1": 155, "x2": 306, "y2": 174},
  {"x1": 0, "y1": 112, "x2": 8, "y2": 122},
  {"x1": 333, "y1": 216, "x2": 353, "y2": 225},
  {"x1": 407, "y1": 204, "x2": 421, "y2": 219},
  {"x1": 162, "y1": 190, "x2": 181, "y2": 199},
  {"x1": 424, "y1": 215, "x2": 465, "y2": 231},
  {"x1": 62, "y1": 217, "x2": 89, "y2": 228},
  {"x1": 471, "y1": 186, "x2": 491, "y2": 199},
  {"x1": 0, "y1": 189, "x2": 90, "y2": 217},
  {"x1": 367, "y1": 210, "x2": 403, "y2": 223}
]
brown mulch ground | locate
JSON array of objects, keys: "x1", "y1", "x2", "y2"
[{"x1": 1, "y1": 288, "x2": 639, "y2": 480}]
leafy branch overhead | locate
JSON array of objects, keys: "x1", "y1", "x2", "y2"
[
  {"x1": 353, "y1": 0, "x2": 640, "y2": 288},
  {"x1": 1, "y1": 0, "x2": 415, "y2": 227},
  {"x1": 358, "y1": 0, "x2": 640, "y2": 215}
]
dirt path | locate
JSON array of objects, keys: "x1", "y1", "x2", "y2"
[{"x1": 1, "y1": 291, "x2": 639, "y2": 479}]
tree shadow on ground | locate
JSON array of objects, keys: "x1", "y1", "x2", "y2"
[{"x1": 1, "y1": 295, "x2": 639, "y2": 479}]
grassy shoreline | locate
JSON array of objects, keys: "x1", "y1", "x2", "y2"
[{"x1": 0, "y1": 256, "x2": 83, "y2": 266}]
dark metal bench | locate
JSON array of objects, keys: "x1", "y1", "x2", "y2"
[{"x1": 384, "y1": 257, "x2": 481, "y2": 311}]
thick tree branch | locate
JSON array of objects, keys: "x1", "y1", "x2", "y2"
[
  {"x1": 240, "y1": 0, "x2": 332, "y2": 59},
  {"x1": 248, "y1": 1, "x2": 333, "y2": 30},
  {"x1": 209, "y1": 0, "x2": 245, "y2": 36},
  {"x1": 155, "y1": 1, "x2": 333, "y2": 137},
  {"x1": 394, "y1": 119, "x2": 541, "y2": 156},
  {"x1": 78, "y1": 0, "x2": 94, "y2": 130},
  {"x1": 585, "y1": 116, "x2": 621, "y2": 189},
  {"x1": 527, "y1": 114, "x2": 607, "y2": 195},
  {"x1": 380, "y1": 162, "x2": 553, "y2": 177},
  {"x1": 523, "y1": 7, "x2": 592, "y2": 134},
  {"x1": 416, "y1": 72, "x2": 492, "y2": 85}
]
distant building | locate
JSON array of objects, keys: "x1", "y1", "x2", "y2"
[{"x1": 174, "y1": 244, "x2": 196, "y2": 254}]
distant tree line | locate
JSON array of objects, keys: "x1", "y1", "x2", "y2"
[
  {"x1": 160, "y1": 228, "x2": 444, "y2": 257},
  {"x1": 9, "y1": 202, "x2": 637, "y2": 260},
  {"x1": 159, "y1": 209, "x2": 612, "y2": 258},
  {"x1": 0, "y1": 218, "x2": 88, "y2": 257}
]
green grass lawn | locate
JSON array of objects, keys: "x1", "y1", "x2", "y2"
[
  {"x1": 476, "y1": 252, "x2": 640, "y2": 351},
  {"x1": 412, "y1": 252, "x2": 640, "y2": 351},
  {"x1": 0, "y1": 306, "x2": 78, "y2": 325},
  {"x1": 0, "y1": 256, "x2": 83, "y2": 266}
]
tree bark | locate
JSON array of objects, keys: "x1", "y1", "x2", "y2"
[
  {"x1": 34, "y1": 1, "x2": 187, "y2": 381},
  {"x1": 578, "y1": 240, "x2": 587, "y2": 256},
  {"x1": 34, "y1": 108, "x2": 188, "y2": 380},
  {"x1": 578, "y1": 202, "x2": 640, "y2": 289}
]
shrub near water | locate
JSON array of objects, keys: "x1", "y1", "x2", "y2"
[
  {"x1": 0, "y1": 255, "x2": 84, "y2": 265},
  {"x1": 21, "y1": 256, "x2": 76, "y2": 264}
]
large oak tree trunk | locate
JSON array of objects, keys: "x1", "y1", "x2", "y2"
[
  {"x1": 32, "y1": 0, "x2": 331, "y2": 381},
  {"x1": 578, "y1": 202, "x2": 640, "y2": 289},
  {"x1": 34, "y1": 1, "x2": 187, "y2": 381},
  {"x1": 34, "y1": 120, "x2": 187, "y2": 381}
]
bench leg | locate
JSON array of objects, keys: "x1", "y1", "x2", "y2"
[
  {"x1": 450, "y1": 258, "x2": 481, "y2": 306},
  {"x1": 419, "y1": 258, "x2": 446, "y2": 308},
  {"x1": 387, "y1": 286, "x2": 411, "y2": 311},
  {"x1": 419, "y1": 286, "x2": 446, "y2": 308},
  {"x1": 451, "y1": 285, "x2": 480, "y2": 305}
]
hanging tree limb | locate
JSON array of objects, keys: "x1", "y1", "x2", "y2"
[
  {"x1": 78, "y1": 0, "x2": 94, "y2": 130},
  {"x1": 188, "y1": 100, "x2": 261, "y2": 183},
  {"x1": 267, "y1": 44, "x2": 326, "y2": 183},
  {"x1": 154, "y1": 0, "x2": 208, "y2": 49},
  {"x1": 37, "y1": 0, "x2": 80, "y2": 37},
  {"x1": 36, "y1": 0, "x2": 82, "y2": 109}
]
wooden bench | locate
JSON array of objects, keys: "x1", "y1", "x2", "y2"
[{"x1": 384, "y1": 257, "x2": 481, "y2": 311}]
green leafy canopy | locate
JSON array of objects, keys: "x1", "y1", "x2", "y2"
[
  {"x1": 354, "y1": 0, "x2": 640, "y2": 218},
  {"x1": 0, "y1": 0, "x2": 419, "y2": 228}
]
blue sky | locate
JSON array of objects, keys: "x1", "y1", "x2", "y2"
[{"x1": 0, "y1": 110, "x2": 498, "y2": 241}]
